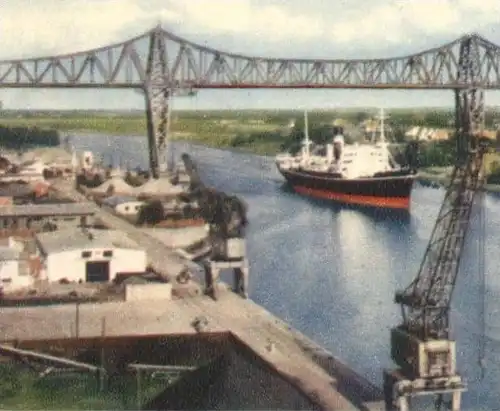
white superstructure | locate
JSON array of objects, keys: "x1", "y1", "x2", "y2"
[{"x1": 276, "y1": 108, "x2": 400, "y2": 179}]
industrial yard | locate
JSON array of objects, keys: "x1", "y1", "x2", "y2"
[{"x1": 0, "y1": 146, "x2": 385, "y2": 410}]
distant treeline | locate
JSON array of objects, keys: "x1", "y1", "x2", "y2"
[
  {"x1": 0, "y1": 125, "x2": 60, "y2": 150},
  {"x1": 228, "y1": 118, "x2": 465, "y2": 170},
  {"x1": 5, "y1": 107, "x2": 500, "y2": 128}
]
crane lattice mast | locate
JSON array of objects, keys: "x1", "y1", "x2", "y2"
[{"x1": 384, "y1": 36, "x2": 489, "y2": 411}]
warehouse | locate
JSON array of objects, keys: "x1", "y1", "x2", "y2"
[{"x1": 34, "y1": 228, "x2": 147, "y2": 283}]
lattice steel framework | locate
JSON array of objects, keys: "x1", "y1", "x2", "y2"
[
  {"x1": 395, "y1": 36, "x2": 487, "y2": 341},
  {"x1": 144, "y1": 28, "x2": 169, "y2": 178},
  {"x1": 1, "y1": 29, "x2": 500, "y2": 89},
  {"x1": 1, "y1": 26, "x2": 499, "y2": 175}
]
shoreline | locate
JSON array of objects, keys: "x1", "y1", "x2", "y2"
[
  {"x1": 58, "y1": 130, "x2": 500, "y2": 195},
  {"x1": 416, "y1": 169, "x2": 500, "y2": 195}
]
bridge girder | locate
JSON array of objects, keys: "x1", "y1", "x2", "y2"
[
  {"x1": 1, "y1": 27, "x2": 496, "y2": 176},
  {"x1": 0, "y1": 29, "x2": 499, "y2": 90}
]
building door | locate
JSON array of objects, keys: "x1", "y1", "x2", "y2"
[{"x1": 85, "y1": 261, "x2": 110, "y2": 282}]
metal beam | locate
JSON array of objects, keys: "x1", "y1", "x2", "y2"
[
  {"x1": 144, "y1": 27, "x2": 170, "y2": 179},
  {"x1": 0, "y1": 30, "x2": 499, "y2": 89},
  {"x1": 0, "y1": 344, "x2": 102, "y2": 373},
  {"x1": 128, "y1": 363, "x2": 197, "y2": 372}
]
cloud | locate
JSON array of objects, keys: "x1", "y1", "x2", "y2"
[
  {"x1": 330, "y1": 0, "x2": 500, "y2": 49},
  {"x1": 0, "y1": 0, "x2": 155, "y2": 59},
  {"x1": 328, "y1": 1, "x2": 462, "y2": 51},
  {"x1": 155, "y1": 0, "x2": 500, "y2": 58},
  {"x1": 0, "y1": 0, "x2": 499, "y2": 61},
  {"x1": 161, "y1": 0, "x2": 324, "y2": 42}
]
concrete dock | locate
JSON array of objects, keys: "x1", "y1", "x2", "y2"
[{"x1": 3, "y1": 178, "x2": 385, "y2": 410}]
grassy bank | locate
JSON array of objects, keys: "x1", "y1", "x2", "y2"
[
  {"x1": 0, "y1": 116, "x2": 147, "y2": 136},
  {"x1": 0, "y1": 115, "x2": 284, "y2": 155},
  {"x1": 0, "y1": 364, "x2": 168, "y2": 410},
  {"x1": 11, "y1": 106, "x2": 500, "y2": 156},
  {"x1": 416, "y1": 159, "x2": 500, "y2": 194}
]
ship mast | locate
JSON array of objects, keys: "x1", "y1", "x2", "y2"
[
  {"x1": 302, "y1": 110, "x2": 311, "y2": 159},
  {"x1": 378, "y1": 108, "x2": 388, "y2": 143}
]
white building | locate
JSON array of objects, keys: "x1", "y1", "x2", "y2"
[
  {"x1": 0, "y1": 245, "x2": 33, "y2": 292},
  {"x1": 35, "y1": 229, "x2": 147, "y2": 284},
  {"x1": 405, "y1": 126, "x2": 450, "y2": 141}
]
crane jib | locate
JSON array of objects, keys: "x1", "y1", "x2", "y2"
[{"x1": 384, "y1": 35, "x2": 489, "y2": 410}]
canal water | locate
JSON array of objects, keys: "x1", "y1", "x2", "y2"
[{"x1": 71, "y1": 133, "x2": 500, "y2": 411}]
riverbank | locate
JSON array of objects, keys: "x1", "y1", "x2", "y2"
[
  {"x1": 417, "y1": 166, "x2": 500, "y2": 195},
  {"x1": 0, "y1": 116, "x2": 282, "y2": 156},
  {"x1": 6, "y1": 114, "x2": 500, "y2": 195},
  {"x1": 0, "y1": 124, "x2": 60, "y2": 150}
]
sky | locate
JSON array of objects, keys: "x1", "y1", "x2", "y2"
[{"x1": 2, "y1": 0, "x2": 500, "y2": 111}]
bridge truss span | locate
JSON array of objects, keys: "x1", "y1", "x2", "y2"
[
  {"x1": 2, "y1": 27, "x2": 500, "y2": 89},
  {"x1": 2, "y1": 25, "x2": 500, "y2": 180}
]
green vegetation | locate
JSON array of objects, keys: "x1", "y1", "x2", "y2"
[
  {"x1": 0, "y1": 116, "x2": 146, "y2": 136},
  {"x1": 418, "y1": 139, "x2": 457, "y2": 168},
  {"x1": 0, "y1": 364, "x2": 168, "y2": 410},
  {"x1": 0, "y1": 125, "x2": 60, "y2": 150},
  {"x1": 486, "y1": 155, "x2": 500, "y2": 184},
  {"x1": 2, "y1": 107, "x2": 500, "y2": 166}
]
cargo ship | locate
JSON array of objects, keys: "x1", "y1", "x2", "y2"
[{"x1": 275, "y1": 109, "x2": 418, "y2": 210}]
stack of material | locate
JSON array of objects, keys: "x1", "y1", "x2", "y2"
[
  {"x1": 108, "y1": 167, "x2": 125, "y2": 178},
  {"x1": 18, "y1": 147, "x2": 73, "y2": 165},
  {"x1": 90, "y1": 177, "x2": 135, "y2": 196},
  {"x1": 133, "y1": 177, "x2": 184, "y2": 198},
  {"x1": 0, "y1": 182, "x2": 48, "y2": 199},
  {"x1": 142, "y1": 226, "x2": 209, "y2": 249},
  {"x1": 31, "y1": 180, "x2": 51, "y2": 198}
]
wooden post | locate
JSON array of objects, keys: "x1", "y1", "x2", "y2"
[
  {"x1": 75, "y1": 302, "x2": 80, "y2": 339},
  {"x1": 99, "y1": 317, "x2": 106, "y2": 392},
  {"x1": 136, "y1": 369, "x2": 142, "y2": 410}
]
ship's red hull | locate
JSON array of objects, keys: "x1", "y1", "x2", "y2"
[{"x1": 278, "y1": 167, "x2": 416, "y2": 210}]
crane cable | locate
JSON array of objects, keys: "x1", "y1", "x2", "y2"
[{"x1": 478, "y1": 188, "x2": 486, "y2": 380}]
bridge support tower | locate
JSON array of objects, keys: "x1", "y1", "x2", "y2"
[{"x1": 144, "y1": 27, "x2": 170, "y2": 180}]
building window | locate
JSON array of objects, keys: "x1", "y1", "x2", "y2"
[
  {"x1": 103, "y1": 250, "x2": 113, "y2": 258},
  {"x1": 81, "y1": 251, "x2": 92, "y2": 258}
]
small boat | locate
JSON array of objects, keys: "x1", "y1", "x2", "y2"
[{"x1": 275, "y1": 109, "x2": 417, "y2": 210}]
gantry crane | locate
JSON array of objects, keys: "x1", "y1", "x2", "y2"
[
  {"x1": 383, "y1": 37, "x2": 491, "y2": 411},
  {"x1": 181, "y1": 153, "x2": 249, "y2": 300}
]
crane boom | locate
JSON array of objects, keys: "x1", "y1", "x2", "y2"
[
  {"x1": 384, "y1": 36, "x2": 489, "y2": 411},
  {"x1": 394, "y1": 130, "x2": 486, "y2": 340}
]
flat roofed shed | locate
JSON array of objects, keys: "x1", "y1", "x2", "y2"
[
  {"x1": 0, "y1": 203, "x2": 95, "y2": 218},
  {"x1": 35, "y1": 228, "x2": 141, "y2": 256},
  {"x1": 0, "y1": 247, "x2": 21, "y2": 261}
]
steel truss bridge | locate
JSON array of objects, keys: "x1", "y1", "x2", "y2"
[{"x1": 0, "y1": 25, "x2": 498, "y2": 176}]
